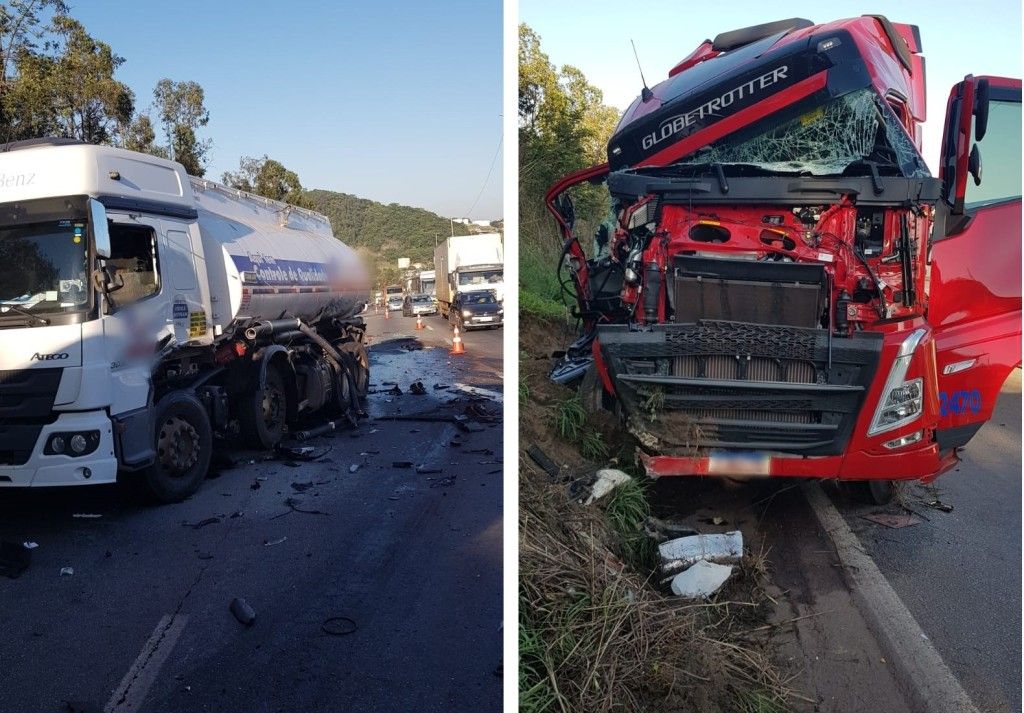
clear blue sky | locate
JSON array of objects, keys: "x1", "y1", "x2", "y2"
[
  {"x1": 71, "y1": 0, "x2": 502, "y2": 220},
  {"x1": 520, "y1": 0, "x2": 1021, "y2": 174}
]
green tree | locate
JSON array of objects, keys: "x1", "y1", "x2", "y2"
[
  {"x1": 518, "y1": 23, "x2": 620, "y2": 317},
  {"x1": 1, "y1": 11, "x2": 132, "y2": 144},
  {"x1": 222, "y1": 154, "x2": 314, "y2": 209},
  {"x1": 123, "y1": 113, "x2": 165, "y2": 156},
  {"x1": 153, "y1": 78, "x2": 210, "y2": 175}
]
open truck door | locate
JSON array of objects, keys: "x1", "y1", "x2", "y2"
[{"x1": 929, "y1": 75, "x2": 1021, "y2": 450}]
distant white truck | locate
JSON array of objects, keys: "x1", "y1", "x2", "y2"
[
  {"x1": 416, "y1": 269, "x2": 436, "y2": 298},
  {"x1": 0, "y1": 138, "x2": 371, "y2": 502},
  {"x1": 433, "y1": 233, "x2": 503, "y2": 319}
]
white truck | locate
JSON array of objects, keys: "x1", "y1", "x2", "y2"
[
  {"x1": 415, "y1": 269, "x2": 436, "y2": 298},
  {"x1": 433, "y1": 233, "x2": 504, "y2": 318},
  {"x1": 0, "y1": 138, "x2": 371, "y2": 502}
]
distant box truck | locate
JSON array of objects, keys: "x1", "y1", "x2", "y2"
[
  {"x1": 0, "y1": 139, "x2": 371, "y2": 502},
  {"x1": 434, "y1": 233, "x2": 503, "y2": 318}
]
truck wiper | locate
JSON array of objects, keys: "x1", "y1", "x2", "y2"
[{"x1": 0, "y1": 303, "x2": 49, "y2": 325}]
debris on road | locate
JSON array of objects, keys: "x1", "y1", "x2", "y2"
[
  {"x1": 276, "y1": 444, "x2": 333, "y2": 462},
  {"x1": 409, "y1": 380, "x2": 427, "y2": 395},
  {"x1": 416, "y1": 465, "x2": 443, "y2": 474},
  {"x1": 322, "y1": 616, "x2": 358, "y2": 636},
  {"x1": 184, "y1": 516, "x2": 222, "y2": 529},
  {"x1": 0, "y1": 541, "x2": 32, "y2": 579},
  {"x1": 392, "y1": 461, "x2": 414, "y2": 469},
  {"x1": 291, "y1": 481, "x2": 314, "y2": 493},
  {"x1": 526, "y1": 444, "x2": 561, "y2": 479},
  {"x1": 659, "y1": 531, "x2": 744, "y2": 576},
  {"x1": 271, "y1": 496, "x2": 330, "y2": 518},
  {"x1": 60, "y1": 566, "x2": 74, "y2": 576},
  {"x1": 669, "y1": 560, "x2": 735, "y2": 598},
  {"x1": 862, "y1": 512, "x2": 923, "y2": 529},
  {"x1": 925, "y1": 500, "x2": 954, "y2": 513},
  {"x1": 348, "y1": 464, "x2": 360, "y2": 473},
  {"x1": 643, "y1": 516, "x2": 699, "y2": 542},
  {"x1": 428, "y1": 475, "x2": 457, "y2": 488},
  {"x1": 230, "y1": 597, "x2": 257, "y2": 626},
  {"x1": 263, "y1": 536, "x2": 287, "y2": 547},
  {"x1": 583, "y1": 469, "x2": 631, "y2": 505}
]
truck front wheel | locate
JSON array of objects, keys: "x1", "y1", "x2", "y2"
[{"x1": 144, "y1": 392, "x2": 213, "y2": 503}]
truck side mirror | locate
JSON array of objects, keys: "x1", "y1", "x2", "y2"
[
  {"x1": 968, "y1": 143, "x2": 983, "y2": 185},
  {"x1": 974, "y1": 78, "x2": 990, "y2": 141},
  {"x1": 89, "y1": 198, "x2": 111, "y2": 258}
]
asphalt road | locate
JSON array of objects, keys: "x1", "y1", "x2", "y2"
[
  {"x1": 834, "y1": 369, "x2": 1021, "y2": 713},
  {"x1": 0, "y1": 311, "x2": 503, "y2": 712}
]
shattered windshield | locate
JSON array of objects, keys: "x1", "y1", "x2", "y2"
[
  {"x1": 682, "y1": 88, "x2": 929, "y2": 177},
  {"x1": 0, "y1": 220, "x2": 89, "y2": 314}
]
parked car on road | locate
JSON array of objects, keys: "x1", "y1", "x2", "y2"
[
  {"x1": 403, "y1": 293, "x2": 438, "y2": 317},
  {"x1": 450, "y1": 289, "x2": 503, "y2": 330}
]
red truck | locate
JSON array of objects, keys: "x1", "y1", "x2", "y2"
[{"x1": 546, "y1": 16, "x2": 1021, "y2": 502}]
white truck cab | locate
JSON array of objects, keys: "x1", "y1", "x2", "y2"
[{"x1": 0, "y1": 139, "x2": 369, "y2": 501}]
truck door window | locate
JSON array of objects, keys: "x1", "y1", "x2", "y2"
[
  {"x1": 107, "y1": 223, "x2": 159, "y2": 308},
  {"x1": 965, "y1": 100, "x2": 1022, "y2": 210}
]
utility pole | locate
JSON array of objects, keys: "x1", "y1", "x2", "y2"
[{"x1": 450, "y1": 218, "x2": 455, "y2": 237}]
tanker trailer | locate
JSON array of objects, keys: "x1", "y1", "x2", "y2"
[{"x1": 0, "y1": 138, "x2": 370, "y2": 502}]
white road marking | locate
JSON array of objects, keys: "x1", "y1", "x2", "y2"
[
  {"x1": 804, "y1": 484, "x2": 979, "y2": 713},
  {"x1": 452, "y1": 383, "x2": 503, "y2": 403},
  {"x1": 426, "y1": 324, "x2": 434, "y2": 331},
  {"x1": 105, "y1": 613, "x2": 189, "y2": 713}
]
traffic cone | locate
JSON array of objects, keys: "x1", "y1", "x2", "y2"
[
  {"x1": 384, "y1": 304, "x2": 390, "y2": 320},
  {"x1": 415, "y1": 315, "x2": 424, "y2": 330},
  {"x1": 451, "y1": 325, "x2": 466, "y2": 355}
]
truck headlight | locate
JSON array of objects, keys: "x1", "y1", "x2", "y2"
[
  {"x1": 462, "y1": 310, "x2": 472, "y2": 318},
  {"x1": 868, "y1": 329, "x2": 926, "y2": 436},
  {"x1": 45, "y1": 430, "x2": 100, "y2": 457}
]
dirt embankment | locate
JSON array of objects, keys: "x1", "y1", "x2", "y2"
[{"x1": 518, "y1": 315, "x2": 795, "y2": 713}]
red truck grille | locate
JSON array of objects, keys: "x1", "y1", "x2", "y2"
[{"x1": 598, "y1": 322, "x2": 882, "y2": 455}]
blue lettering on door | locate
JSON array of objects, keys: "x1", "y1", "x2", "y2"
[{"x1": 939, "y1": 389, "x2": 982, "y2": 417}]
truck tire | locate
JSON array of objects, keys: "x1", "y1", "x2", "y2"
[
  {"x1": 846, "y1": 479, "x2": 895, "y2": 505},
  {"x1": 338, "y1": 341, "x2": 369, "y2": 401},
  {"x1": 579, "y1": 364, "x2": 605, "y2": 413},
  {"x1": 143, "y1": 391, "x2": 213, "y2": 503},
  {"x1": 239, "y1": 365, "x2": 287, "y2": 449}
]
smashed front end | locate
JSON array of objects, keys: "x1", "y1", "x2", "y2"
[{"x1": 548, "y1": 17, "x2": 954, "y2": 480}]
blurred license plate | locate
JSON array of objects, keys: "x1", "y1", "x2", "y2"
[
  {"x1": 708, "y1": 451, "x2": 770, "y2": 476},
  {"x1": 476, "y1": 316, "x2": 493, "y2": 322}
]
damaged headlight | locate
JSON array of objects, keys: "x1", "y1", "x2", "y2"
[{"x1": 868, "y1": 329, "x2": 926, "y2": 436}]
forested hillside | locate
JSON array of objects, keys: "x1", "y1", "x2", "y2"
[{"x1": 307, "y1": 189, "x2": 479, "y2": 267}]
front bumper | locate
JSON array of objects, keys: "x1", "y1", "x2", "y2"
[
  {"x1": 641, "y1": 442, "x2": 958, "y2": 483},
  {"x1": 412, "y1": 306, "x2": 437, "y2": 315},
  {"x1": 0, "y1": 411, "x2": 117, "y2": 487}
]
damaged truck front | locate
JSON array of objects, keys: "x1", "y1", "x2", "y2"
[{"x1": 547, "y1": 16, "x2": 1021, "y2": 501}]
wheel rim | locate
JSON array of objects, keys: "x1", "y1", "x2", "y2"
[
  {"x1": 157, "y1": 415, "x2": 200, "y2": 477},
  {"x1": 262, "y1": 381, "x2": 285, "y2": 429}
]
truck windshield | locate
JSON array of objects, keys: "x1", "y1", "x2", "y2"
[
  {"x1": 675, "y1": 88, "x2": 929, "y2": 177},
  {"x1": 0, "y1": 220, "x2": 89, "y2": 315},
  {"x1": 458, "y1": 269, "x2": 502, "y2": 286}
]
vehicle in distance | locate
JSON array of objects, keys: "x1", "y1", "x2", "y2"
[
  {"x1": 450, "y1": 289, "x2": 503, "y2": 330},
  {"x1": 403, "y1": 293, "x2": 437, "y2": 317},
  {"x1": 386, "y1": 294, "x2": 404, "y2": 311}
]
